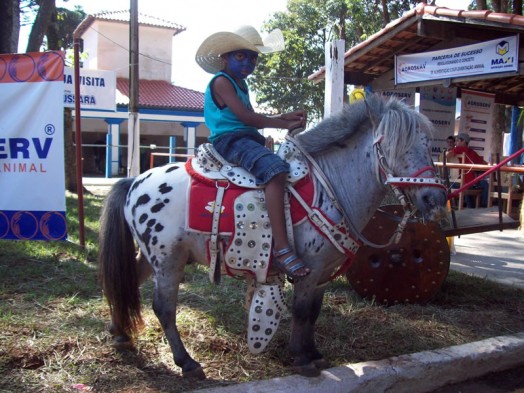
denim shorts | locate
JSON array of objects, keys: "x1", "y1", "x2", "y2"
[{"x1": 212, "y1": 131, "x2": 290, "y2": 185}]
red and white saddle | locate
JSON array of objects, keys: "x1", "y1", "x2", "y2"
[{"x1": 185, "y1": 140, "x2": 314, "y2": 283}]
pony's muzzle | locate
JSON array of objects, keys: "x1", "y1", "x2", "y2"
[{"x1": 415, "y1": 188, "x2": 448, "y2": 221}]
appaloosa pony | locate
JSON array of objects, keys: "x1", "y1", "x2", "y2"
[{"x1": 98, "y1": 94, "x2": 447, "y2": 379}]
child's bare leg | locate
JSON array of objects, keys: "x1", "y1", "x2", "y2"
[{"x1": 265, "y1": 173, "x2": 309, "y2": 277}]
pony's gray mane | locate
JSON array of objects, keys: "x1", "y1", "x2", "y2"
[{"x1": 296, "y1": 94, "x2": 434, "y2": 168}]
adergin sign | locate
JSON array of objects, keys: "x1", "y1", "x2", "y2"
[{"x1": 395, "y1": 35, "x2": 519, "y2": 84}]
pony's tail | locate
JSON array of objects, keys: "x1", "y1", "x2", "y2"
[{"x1": 98, "y1": 177, "x2": 143, "y2": 339}]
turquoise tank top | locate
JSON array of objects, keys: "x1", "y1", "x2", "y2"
[{"x1": 204, "y1": 72, "x2": 258, "y2": 143}]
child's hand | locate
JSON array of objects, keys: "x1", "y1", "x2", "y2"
[{"x1": 281, "y1": 110, "x2": 307, "y2": 130}]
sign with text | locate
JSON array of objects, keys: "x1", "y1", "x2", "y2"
[
  {"x1": 0, "y1": 51, "x2": 67, "y2": 241},
  {"x1": 376, "y1": 88, "x2": 416, "y2": 107},
  {"x1": 395, "y1": 35, "x2": 519, "y2": 84},
  {"x1": 459, "y1": 89, "x2": 495, "y2": 161},
  {"x1": 63, "y1": 67, "x2": 116, "y2": 111},
  {"x1": 419, "y1": 86, "x2": 457, "y2": 160}
]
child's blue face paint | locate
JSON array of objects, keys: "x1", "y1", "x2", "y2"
[{"x1": 225, "y1": 50, "x2": 258, "y2": 79}]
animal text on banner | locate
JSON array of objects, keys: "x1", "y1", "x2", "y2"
[{"x1": 0, "y1": 51, "x2": 67, "y2": 241}]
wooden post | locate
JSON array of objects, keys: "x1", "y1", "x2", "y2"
[
  {"x1": 127, "y1": 0, "x2": 140, "y2": 177},
  {"x1": 324, "y1": 39, "x2": 345, "y2": 118}
]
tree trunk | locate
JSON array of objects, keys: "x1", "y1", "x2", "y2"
[
  {"x1": 26, "y1": 0, "x2": 56, "y2": 52},
  {"x1": 46, "y1": 8, "x2": 60, "y2": 50},
  {"x1": 0, "y1": 0, "x2": 20, "y2": 54},
  {"x1": 490, "y1": 0, "x2": 501, "y2": 12},
  {"x1": 381, "y1": 0, "x2": 390, "y2": 26},
  {"x1": 513, "y1": 0, "x2": 522, "y2": 15},
  {"x1": 477, "y1": 0, "x2": 488, "y2": 9}
]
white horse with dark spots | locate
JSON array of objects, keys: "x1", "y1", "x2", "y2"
[{"x1": 98, "y1": 95, "x2": 447, "y2": 379}]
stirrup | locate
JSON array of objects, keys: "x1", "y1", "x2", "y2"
[{"x1": 272, "y1": 247, "x2": 309, "y2": 278}]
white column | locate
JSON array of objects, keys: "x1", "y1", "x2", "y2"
[
  {"x1": 185, "y1": 124, "x2": 197, "y2": 156},
  {"x1": 108, "y1": 122, "x2": 120, "y2": 176},
  {"x1": 324, "y1": 39, "x2": 345, "y2": 118}
]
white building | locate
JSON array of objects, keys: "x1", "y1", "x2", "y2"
[{"x1": 74, "y1": 11, "x2": 208, "y2": 176}]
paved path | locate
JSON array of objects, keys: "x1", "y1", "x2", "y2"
[{"x1": 450, "y1": 228, "x2": 524, "y2": 289}]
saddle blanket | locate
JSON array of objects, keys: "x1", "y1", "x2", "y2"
[{"x1": 186, "y1": 169, "x2": 315, "y2": 234}]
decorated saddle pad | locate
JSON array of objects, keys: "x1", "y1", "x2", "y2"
[{"x1": 185, "y1": 159, "x2": 314, "y2": 234}]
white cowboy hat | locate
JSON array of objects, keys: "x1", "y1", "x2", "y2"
[{"x1": 195, "y1": 25, "x2": 285, "y2": 74}]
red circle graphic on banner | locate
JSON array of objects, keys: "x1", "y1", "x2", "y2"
[
  {"x1": 0, "y1": 58, "x2": 7, "y2": 81},
  {"x1": 37, "y1": 52, "x2": 64, "y2": 81},
  {"x1": 40, "y1": 211, "x2": 67, "y2": 240},
  {"x1": 8, "y1": 54, "x2": 36, "y2": 82},
  {"x1": 0, "y1": 211, "x2": 9, "y2": 239},
  {"x1": 11, "y1": 211, "x2": 39, "y2": 239}
]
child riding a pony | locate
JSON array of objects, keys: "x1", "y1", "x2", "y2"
[{"x1": 195, "y1": 25, "x2": 309, "y2": 279}]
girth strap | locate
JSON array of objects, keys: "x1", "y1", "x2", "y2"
[{"x1": 209, "y1": 183, "x2": 227, "y2": 283}]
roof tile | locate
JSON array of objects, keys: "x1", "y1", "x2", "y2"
[
  {"x1": 116, "y1": 79, "x2": 204, "y2": 111},
  {"x1": 93, "y1": 10, "x2": 186, "y2": 33},
  {"x1": 486, "y1": 12, "x2": 517, "y2": 24}
]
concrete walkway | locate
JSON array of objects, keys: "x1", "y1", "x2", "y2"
[{"x1": 450, "y1": 229, "x2": 524, "y2": 289}]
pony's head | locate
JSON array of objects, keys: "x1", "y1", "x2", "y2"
[
  {"x1": 296, "y1": 94, "x2": 447, "y2": 222},
  {"x1": 369, "y1": 96, "x2": 447, "y2": 221}
]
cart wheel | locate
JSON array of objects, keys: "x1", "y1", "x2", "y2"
[{"x1": 347, "y1": 205, "x2": 450, "y2": 305}]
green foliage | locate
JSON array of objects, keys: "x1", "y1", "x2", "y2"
[
  {"x1": 45, "y1": 6, "x2": 86, "y2": 51},
  {"x1": 250, "y1": 0, "x2": 418, "y2": 121}
]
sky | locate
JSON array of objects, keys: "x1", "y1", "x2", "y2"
[
  {"x1": 22, "y1": 0, "x2": 471, "y2": 93},
  {"x1": 52, "y1": 0, "x2": 289, "y2": 92}
]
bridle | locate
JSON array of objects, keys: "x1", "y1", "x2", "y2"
[{"x1": 370, "y1": 132, "x2": 446, "y2": 247}]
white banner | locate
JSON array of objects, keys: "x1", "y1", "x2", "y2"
[
  {"x1": 396, "y1": 35, "x2": 519, "y2": 84},
  {"x1": 0, "y1": 52, "x2": 67, "y2": 241},
  {"x1": 459, "y1": 89, "x2": 495, "y2": 161},
  {"x1": 419, "y1": 86, "x2": 457, "y2": 160},
  {"x1": 63, "y1": 67, "x2": 116, "y2": 111}
]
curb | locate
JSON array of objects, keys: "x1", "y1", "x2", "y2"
[{"x1": 194, "y1": 332, "x2": 524, "y2": 393}]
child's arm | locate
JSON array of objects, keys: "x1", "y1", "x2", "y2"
[{"x1": 213, "y1": 76, "x2": 306, "y2": 130}]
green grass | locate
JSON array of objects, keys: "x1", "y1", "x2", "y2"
[{"x1": 0, "y1": 191, "x2": 523, "y2": 392}]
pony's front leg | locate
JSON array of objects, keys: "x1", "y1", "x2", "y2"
[
  {"x1": 289, "y1": 282, "x2": 328, "y2": 377},
  {"x1": 153, "y1": 273, "x2": 205, "y2": 380}
]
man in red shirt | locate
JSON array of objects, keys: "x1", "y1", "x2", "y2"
[{"x1": 446, "y1": 132, "x2": 488, "y2": 208}]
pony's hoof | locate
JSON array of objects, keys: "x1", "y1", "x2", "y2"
[
  {"x1": 313, "y1": 358, "x2": 331, "y2": 370},
  {"x1": 111, "y1": 335, "x2": 134, "y2": 350},
  {"x1": 293, "y1": 362, "x2": 321, "y2": 378},
  {"x1": 183, "y1": 365, "x2": 206, "y2": 380}
]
